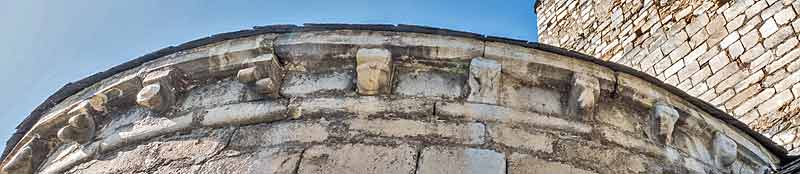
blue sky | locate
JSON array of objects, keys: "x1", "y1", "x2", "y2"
[{"x1": 0, "y1": 0, "x2": 537, "y2": 150}]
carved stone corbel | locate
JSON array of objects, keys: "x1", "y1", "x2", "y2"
[
  {"x1": 136, "y1": 68, "x2": 187, "y2": 112},
  {"x1": 355, "y1": 48, "x2": 393, "y2": 95},
  {"x1": 567, "y1": 73, "x2": 599, "y2": 119},
  {"x1": 2, "y1": 137, "x2": 48, "y2": 174},
  {"x1": 648, "y1": 101, "x2": 679, "y2": 145},
  {"x1": 57, "y1": 101, "x2": 98, "y2": 144},
  {"x1": 236, "y1": 54, "x2": 284, "y2": 97},
  {"x1": 466, "y1": 57, "x2": 501, "y2": 104}
]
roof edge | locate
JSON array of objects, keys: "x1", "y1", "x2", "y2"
[{"x1": 3, "y1": 23, "x2": 789, "y2": 162}]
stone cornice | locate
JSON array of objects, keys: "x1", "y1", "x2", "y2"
[{"x1": 1, "y1": 24, "x2": 790, "y2": 173}]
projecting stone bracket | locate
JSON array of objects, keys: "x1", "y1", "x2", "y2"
[
  {"x1": 57, "y1": 101, "x2": 98, "y2": 144},
  {"x1": 466, "y1": 57, "x2": 501, "y2": 104},
  {"x1": 136, "y1": 68, "x2": 188, "y2": 112},
  {"x1": 236, "y1": 54, "x2": 284, "y2": 98},
  {"x1": 713, "y1": 132, "x2": 738, "y2": 168},
  {"x1": 356, "y1": 48, "x2": 393, "y2": 96},
  {"x1": 2, "y1": 137, "x2": 47, "y2": 174},
  {"x1": 648, "y1": 101, "x2": 680, "y2": 145},
  {"x1": 567, "y1": 73, "x2": 599, "y2": 119}
]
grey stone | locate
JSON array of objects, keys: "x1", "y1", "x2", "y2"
[
  {"x1": 509, "y1": 153, "x2": 596, "y2": 174},
  {"x1": 713, "y1": 132, "x2": 737, "y2": 168},
  {"x1": 417, "y1": 146, "x2": 505, "y2": 174},
  {"x1": 298, "y1": 144, "x2": 416, "y2": 174},
  {"x1": 347, "y1": 119, "x2": 485, "y2": 145}
]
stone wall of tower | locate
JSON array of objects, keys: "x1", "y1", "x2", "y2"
[{"x1": 536, "y1": 0, "x2": 800, "y2": 153}]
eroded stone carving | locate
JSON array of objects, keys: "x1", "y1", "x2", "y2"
[
  {"x1": 467, "y1": 57, "x2": 501, "y2": 104},
  {"x1": 236, "y1": 54, "x2": 284, "y2": 97},
  {"x1": 356, "y1": 48, "x2": 392, "y2": 95},
  {"x1": 713, "y1": 132, "x2": 737, "y2": 168},
  {"x1": 136, "y1": 68, "x2": 186, "y2": 111},
  {"x1": 567, "y1": 73, "x2": 599, "y2": 118},
  {"x1": 57, "y1": 102, "x2": 97, "y2": 144},
  {"x1": 649, "y1": 101, "x2": 680, "y2": 144},
  {"x1": 2, "y1": 137, "x2": 47, "y2": 174}
]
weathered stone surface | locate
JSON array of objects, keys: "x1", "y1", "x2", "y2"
[
  {"x1": 394, "y1": 67, "x2": 465, "y2": 99},
  {"x1": 298, "y1": 144, "x2": 416, "y2": 174},
  {"x1": 417, "y1": 146, "x2": 505, "y2": 174},
  {"x1": 509, "y1": 153, "x2": 596, "y2": 174},
  {"x1": 650, "y1": 101, "x2": 680, "y2": 144},
  {"x1": 568, "y1": 73, "x2": 599, "y2": 118},
  {"x1": 355, "y1": 48, "x2": 393, "y2": 95},
  {"x1": 713, "y1": 132, "x2": 738, "y2": 168},
  {"x1": 200, "y1": 148, "x2": 300, "y2": 174},
  {"x1": 230, "y1": 121, "x2": 329, "y2": 148},
  {"x1": 467, "y1": 57, "x2": 501, "y2": 104},
  {"x1": 201, "y1": 101, "x2": 288, "y2": 127},
  {"x1": 488, "y1": 125, "x2": 553, "y2": 152},
  {"x1": 437, "y1": 102, "x2": 592, "y2": 133},
  {"x1": 347, "y1": 119, "x2": 485, "y2": 145}
]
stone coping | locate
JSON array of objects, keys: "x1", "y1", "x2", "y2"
[{"x1": 1, "y1": 23, "x2": 789, "y2": 164}]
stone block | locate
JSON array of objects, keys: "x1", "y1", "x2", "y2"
[
  {"x1": 713, "y1": 132, "x2": 737, "y2": 168},
  {"x1": 180, "y1": 79, "x2": 247, "y2": 111},
  {"x1": 417, "y1": 146, "x2": 505, "y2": 174},
  {"x1": 488, "y1": 125, "x2": 553, "y2": 153},
  {"x1": 200, "y1": 148, "x2": 300, "y2": 174},
  {"x1": 201, "y1": 101, "x2": 288, "y2": 127},
  {"x1": 298, "y1": 144, "x2": 416, "y2": 174},
  {"x1": 509, "y1": 153, "x2": 596, "y2": 174},
  {"x1": 356, "y1": 48, "x2": 393, "y2": 95},
  {"x1": 394, "y1": 67, "x2": 465, "y2": 99},
  {"x1": 348, "y1": 119, "x2": 485, "y2": 144},
  {"x1": 230, "y1": 121, "x2": 329, "y2": 148},
  {"x1": 759, "y1": 18, "x2": 779, "y2": 37},
  {"x1": 467, "y1": 57, "x2": 501, "y2": 104},
  {"x1": 291, "y1": 97, "x2": 432, "y2": 118},
  {"x1": 281, "y1": 71, "x2": 355, "y2": 97},
  {"x1": 436, "y1": 102, "x2": 592, "y2": 133}
]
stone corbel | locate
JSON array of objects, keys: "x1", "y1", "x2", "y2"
[
  {"x1": 57, "y1": 101, "x2": 98, "y2": 144},
  {"x1": 90, "y1": 76, "x2": 143, "y2": 112},
  {"x1": 136, "y1": 68, "x2": 187, "y2": 112},
  {"x1": 355, "y1": 48, "x2": 393, "y2": 96},
  {"x1": 466, "y1": 57, "x2": 501, "y2": 104},
  {"x1": 2, "y1": 137, "x2": 47, "y2": 174},
  {"x1": 713, "y1": 132, "x2": 737, "y2": 168},
  {"x1": 648, "y1": 101, "x2": 679, "y2": 145},
  {"x1": 236, "y1": 54, "x2": 284, "y2": 97},
  {"x1": 567, "y1": 73, "x2": 599, "y2": 119}
]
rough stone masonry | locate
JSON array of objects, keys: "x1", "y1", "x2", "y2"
[
  {"x1": 0, "y1": 24, "x2": 791, "y2": 173},
  {"x1": 536, "y1": 0, "x2": 800, "y2": 154}
]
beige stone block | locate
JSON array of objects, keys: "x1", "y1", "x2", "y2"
[
  {"x1": 759, "y1": 18, "x2": 780, "y2": 37},
  {"x1": 508, "y1": 153, "x2": 596, "y2": 174},
  {"x1": 436, "y1": 102, "x2": 592, "y2": 133},
  {"x1": 417, "y1": 146, "x2": 505, "y2": 174},
  {"x1": 356, "y1": 48, "x2": 393, "y2": 95},
  {"x1": 202, "y1": 101, "x2": 287, "y2": 127},
  {"x1": 230, "y1": 121, "x2": 328, "y2": 148},
  {"x1": 756, "y1": 89, "x2": 793, "y2": 114},
  {"x1": 298, "y1": 144, "x2": 416, "y2": 174},
  {"x1": 740, "y1": 29, "x2": 761, "y2": 49},
  {"x1": 724, "y1": 85, "x2": 762, "y2": 109},
  {"x1": 764, "y1": 26, "x2": 794, "y2": 49},
  {"x1": 719, "y1": 31, "x2": 740, "y2": 49},
  {"x1": 489, "y1": 125, "x2": 553, "y2": 153},
  {"x1": 774, "y1": 7, "x2": 797, "y2": 25},
  {"x1": 200, "y1": 148, "x2": 300, "y2": 174},
  {"x1": 348, "y1": 119, "x2": 485, "y2": 145},
  {"x1": 733, "y1": 88, "x2": 776, "y2": 116}
]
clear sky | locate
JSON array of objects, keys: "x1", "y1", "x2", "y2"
[{"x1": 0, "y1": 0, "x2": 537, "y2": 150}]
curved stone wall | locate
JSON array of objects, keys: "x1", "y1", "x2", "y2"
[
  {"x1": 535, "y1": 0, "x2": 800, "y2": 153},
  {"x1": 0, "y1": 25, "x2": 785, "y2": 173}
]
